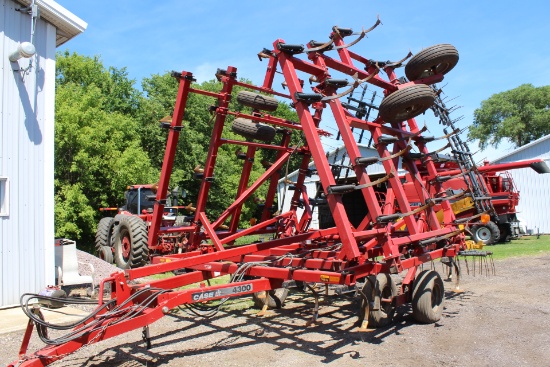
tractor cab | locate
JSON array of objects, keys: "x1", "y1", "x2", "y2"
[{"x1": 122, "y1": 184, "x2": 156, "y2": 215}]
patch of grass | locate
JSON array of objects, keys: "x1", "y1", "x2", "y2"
[
  {"x1": 234, "y1": 234, "x2": 260, "y2": 246},
  {"x1": 487, "y1": 235, "x2": 550, "y2": 259}
]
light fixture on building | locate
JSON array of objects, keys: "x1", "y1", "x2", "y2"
[{"x1": 8, "y1": 42, "x2": 36, "y2": 62}]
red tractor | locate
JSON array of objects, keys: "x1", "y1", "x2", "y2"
[{"x1": 95, "y1": 184, "x2": 192, "y2": 268}]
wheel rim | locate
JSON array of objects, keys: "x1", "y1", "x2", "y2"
[
  {"x1": 380, "y1": 285, "x2": 393, "y2": 315},
  {"x1": 418, "y1": 62, "x2": 453, "y2": 79},
  {"x1": 394, "y1": 103, "x2": 423, "y2": 121},
  {"x1": 121, "y1": 230, "x2": 131, "y2": 260},
  {"x1": 476, "y1": 227, "x2": 492, "y2": 242}
]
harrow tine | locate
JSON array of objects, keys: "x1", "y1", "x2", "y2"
[{"x1": 305, "y1": 283, "x2": 320, "y2": 326}]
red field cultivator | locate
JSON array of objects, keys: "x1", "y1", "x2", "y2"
[{"x1": 13, "y1": 21, "x2": 487, "y2": 366}]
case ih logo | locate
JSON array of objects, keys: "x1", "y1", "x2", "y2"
[{"x1": 192, "y1": 290, "x2": 221, "y2": 301}]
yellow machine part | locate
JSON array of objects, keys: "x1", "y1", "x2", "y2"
[
  {"x1": 435, "y1": 197, "x2": 475, "y2": 224},
  {"x1": 465, "y1": 239, "x2": 484, "y2": 250}
]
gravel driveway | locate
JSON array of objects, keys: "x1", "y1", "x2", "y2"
[{"x1": 2, "y1": 254, "x2": 550, "y2": 367}]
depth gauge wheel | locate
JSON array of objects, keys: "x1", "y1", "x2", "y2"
[
  {"x1": 471, "y1": 221, "x2": 500, "y2": 245},
  {"x1": 252, "y1": 288, "x2": 289, "y2": 309},
  {"x1": 113, "y1": 215, "x2": 149, "y2": 269},
  {"x1": 237, "y1": 91, "x2": 279, "y2": 111},
  {"x1": 405, "y1": 44, "x2": 459, "y2": 81},
  {"x1": 378, "y1": 84, "x2": 435, "y2": 123},
  {"x1": 412, "y1": 270, "x2": 444, "y2": 324},
  {"x1": 232, "y1": 118, "x2": 277, "y2": 142},
  {"x1": 359, "y1": 273, "x2": 398, "y2": 327}
]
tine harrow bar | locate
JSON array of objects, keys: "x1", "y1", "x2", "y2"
[{"x1": 11, "y1": 22, "x2": 474, "y2": 367}]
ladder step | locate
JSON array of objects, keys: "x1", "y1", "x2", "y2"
[
  {"x1": 415, "y1": 136, "x2": 435, "y2": 143},
  {"x1": 355, "y1": 157, "x2": 379, "y2": 166},
  {"x1": 409, "y1": 152, "x2": 425, "y2": 159},
  {"x1": 452, "y1": 149, "x2": 472, "y2": 155},
  {"x1": 294, "y1": 92, "x2": 323, "y2": 103},
  {"x1": 325, "y1": 78, "x2": 349, "y2": 88},
  {"x1": 376, "y1": 214, "x2": 402, "y2": 223},
  {"x1": 327, "y1": 184, "x2": 356, "y2": 194},
  {"x1": 377, "y1": 135, "x2": 399, "y2": 145},
  {"x1": 277, "y1": 43, "x2": 304, "y2": 54}
]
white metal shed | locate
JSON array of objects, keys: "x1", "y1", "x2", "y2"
[
  {"x1": 1, "y1": 0, "x2": 86, "y2": 307},
  {"x1": 491, "y1": 135, "x2": 550, "y2": 234},
  {"x1": 277, "y1": 144, "x2": 406, "y2": 229}
]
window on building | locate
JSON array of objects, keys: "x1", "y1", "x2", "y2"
[{"x1": 0, "y1": 177, "x2": 8, "y2": 217}]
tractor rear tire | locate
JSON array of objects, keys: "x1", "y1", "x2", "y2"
[
  {"x1": 237, "y1": 91, "x2": 279, "y2": 112},
  {"x1": 98, "y1": 245, "x2": 114, "y2": 264},
  {"x1": 95, "y1": 217, "x2": 116, "y2": 251},
  {"x1": 232, "y1": 118, "x2": 277, "y2": 142},
  {"x1": 412, "y1": 270, "x2": 445, "y2": 324},
  {"x1": 378, "y1": 84, "x2": 435, "y2": 123},
  {"x1": 113, "y1": 215, "x2": 149, "y2": 269},
  {"x1": 471, "y1": 221, "x2": 500, "y2": 245},
  {"x1": 359, "y1": 273, "x2": 398, "y2": 327},
  {"x1": 405, "y1": 44, "x2": 459, "y2": 81},
  {"x1": 252, "y1": 288, "x2": 289, "y2": 309}
]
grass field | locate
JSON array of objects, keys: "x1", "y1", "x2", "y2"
[{"x1": 487, "y1": 234, "x2": 550, "y2": 259}]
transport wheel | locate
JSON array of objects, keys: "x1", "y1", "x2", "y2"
[
  {"x1": 359, "y1": 274, "x2": 398, "y2": 327},
  {"x1": 237, "y1": 91, "x2": 279, "y2": 112},
  {"x1": 252, "y1": 288, "x2": 289, "y2": 309},
  {"x1": 95, "y1": 217, "x2": 116, "y2": 251},
  {"x1": 232, "y1": 118, "x2": 277, "y2": 142},
  {"x1": 378, "y1": 84, "x2": 435, "y2": 123},
  {"x1": 471, "y1": 221, "x2": 500, "y2": 245},
  {"x1": 98, "y1": 245, "x2": 114, "y2": 264},
  {"x1": 412, "y1": 270, "x2": 444, "y2": 324},
  {"x1": 405, "y1": 44, "x2": 459, "y2": 81},
  {"x1": 113, "y1": 215, "x2": 149, "y2": 269}
]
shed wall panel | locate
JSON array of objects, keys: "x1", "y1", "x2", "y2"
[
  {"x1": 493, "y1": 137, "x2": 550, "y2": 234},
  {"x1": 1, "y1": 0, "x2": 56, "y2": 307}
]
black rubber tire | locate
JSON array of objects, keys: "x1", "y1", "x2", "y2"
[
  {"x1": 471, "y1": 221, "x2": 500, "y2": 245},
  {"x1": 98, "y1": 245, "x2": 114, "y2": 264},
  {"x1": 95, "y1": 217, "x2": 116, "y2": 251},
  {"x1": 237, "y1": 91, "x2": 279, "y2": 112},
  {"x1": 359, "y1": 274, "x2": 398, "y2": 327},
  {"x1": 405, "y1": 44, "x2": 459, "y2": 81},
  {"x1": 498, "y1": 224, "x2": 512, "y2": 243},
  {"x1": 252, "y1": 288, "x2": 289, "y2": 309},
  {"x1": 232, "y1": 118, "x2": 277, "y2": 142},
  {"x1": 378, "y1": 84, "x2": 435, "y2": 123},
  {"x1": 412, "y1": 270, "x2": 445, "y2": 324},
  {"x1": 113, "y1": 215, "x2": 149, "y2": 269}
]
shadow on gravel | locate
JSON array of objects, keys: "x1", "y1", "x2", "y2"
[{"x1": 63, "y1": 289, "x2": 471, "y2": 366}]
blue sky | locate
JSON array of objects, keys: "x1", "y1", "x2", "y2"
[{"x1": 55, "y1": 0, "x2": 550, "y2": 161}]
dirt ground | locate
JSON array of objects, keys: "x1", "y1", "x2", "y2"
[{"x1": 3, "y1": 254, "x2": 550, "y2": 367}]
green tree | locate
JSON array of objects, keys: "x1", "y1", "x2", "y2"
[
  {"x1": 138, "y1": 72, "x2": 302, "y2": 225},
  {"x1": 468, "y1": 84, "x2": 550, "y2": 149},
  {"x1": 55, "y1": 53, "x2": 157, "y2": 250}
]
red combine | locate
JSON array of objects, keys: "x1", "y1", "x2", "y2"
[
  {"x1": 402, "y1": 158, "x2": 549, "y2": 244},
  {"x1": 12, "y1": 22, "x2": 502, "y2": 366}
]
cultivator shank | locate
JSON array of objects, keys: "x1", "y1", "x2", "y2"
[{"x1": 13, "y1": 22, "x2": 478, "y2": 367}]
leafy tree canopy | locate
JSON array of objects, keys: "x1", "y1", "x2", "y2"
[
  {"x1": 468, "y1": 84, "x2": 550, "y2": 149},
  {"x1": 54, "y1": 52, "x2": 301, "y2": 251}
]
